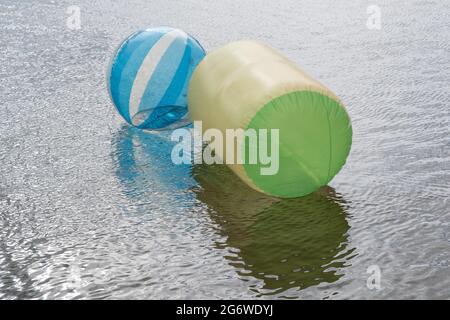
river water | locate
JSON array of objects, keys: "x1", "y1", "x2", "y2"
[{"x1": 0, "y1": 0, "x2": 449, "y2": 299}]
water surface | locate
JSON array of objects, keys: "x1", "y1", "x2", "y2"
[{"x1": 0, "y1": 0, "x2": 449, "y2": 299}]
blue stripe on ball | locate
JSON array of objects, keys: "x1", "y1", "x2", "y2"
[
  {"x1": 109, "y1": 29, "x2": 165, "y2": 123},
  {"x1": 137, "y1": 42, "x2": 192, "y2": 129},
  {"x1": 173, "y1": 36, "x2": 206, "y2": 108},
  {"x1": 136, "y1": 31, "x2": 188, "y2": 126}
]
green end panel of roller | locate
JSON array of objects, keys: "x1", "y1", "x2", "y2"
[{"x1": 243, "y1": 90, "x2": 352, "y2": 198}]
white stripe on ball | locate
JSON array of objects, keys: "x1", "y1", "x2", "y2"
[{"x1": 129, "y1": 29, "x2": 188, "y2": 126}]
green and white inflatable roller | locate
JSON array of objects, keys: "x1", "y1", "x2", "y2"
[{"x1": 188, "y1": 41, "x2": 352, "y2": 198}]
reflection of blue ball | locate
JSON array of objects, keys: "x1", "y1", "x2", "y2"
[{"x1": 108, "y1": 27, "x2": 206, "y2": 130}]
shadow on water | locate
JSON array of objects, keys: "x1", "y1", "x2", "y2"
[
  {"x1": 112, "y1": 126, "x2": 355, "y2": 296},
  {"x1": 191, "y1": 164, "x2": 354, "y2": 296}
]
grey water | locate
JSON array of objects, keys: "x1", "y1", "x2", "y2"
[{"x1": 0, "y1": 0, "x2": 449, "y2": 299}]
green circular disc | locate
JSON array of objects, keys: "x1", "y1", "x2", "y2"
[{"x1": 243, "y1": 90, "x2": 352, "y2": 198}]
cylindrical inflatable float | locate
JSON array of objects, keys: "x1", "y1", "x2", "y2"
[{"x1": 188, "y1": 41, "x2": 352, "y2": 198}]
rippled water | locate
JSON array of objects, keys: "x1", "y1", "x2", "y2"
[{"x1": 0, "y1": 0, "x2": 449, "y2": 299}]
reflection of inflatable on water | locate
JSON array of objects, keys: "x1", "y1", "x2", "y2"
[
  {"x1": 112, "y1": 125, "x2": 196, "y2": 198},
  {"x1": 192, "y1": 164, "x2": 354, "y2": 296},
  {"x1": 112, "y1": 127, "x2": 354, "y2": 296}
]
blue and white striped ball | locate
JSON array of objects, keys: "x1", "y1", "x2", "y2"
[{"x1": 108, "y1": 27, "x2": 206, "y2": 130}]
